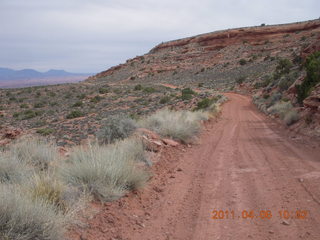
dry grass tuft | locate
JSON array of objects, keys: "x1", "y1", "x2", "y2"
[
  {"x1": 139, "y1": 108, "x2": 209, "y2": 143},
  {"x1": 9, "y1": 137, "x2": 58, "y2": 171},
  {"x1": 0, "y1": 184, "x2": 66, "y2": 240},
  {"x1": 60, "y1": 138, "x2": 150, "y2": 201}
]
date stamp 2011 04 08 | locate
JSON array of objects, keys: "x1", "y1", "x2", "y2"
[{"x1": 211, "y1": 209, "x2": 309, "y2": 220}]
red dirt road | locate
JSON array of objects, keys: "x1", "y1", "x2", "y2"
[{"x1": 71, "y1": 93, "x2": 320, "y2": 240}]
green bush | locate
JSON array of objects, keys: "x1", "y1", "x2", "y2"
[
  {"x1": 159, "y1": 96, "x2": 171, "y2": 104},
  {"x1": 77, "y1": 93, "x2": 86, "y2": 99},
  {"x1": 90, "y1": 95, "x2": 103, "y2": 103},
  {"x1": 143, "y1": 87, "x2": 156, "y2": 93},
  {"x1": 98, "y1": 88, "x2": 109, "y2": 94},
  {"x1": 196, "y1": 98, "x2": 213, "y2": 110},
  {"x1": 36, "y1": 128, "x2": 55, "y2": 136},
  {"x1": 134, "y1": 84, "x2": 142, "y2": 91},
  {"x1": 181, "y1": 88, "x2": 195, "y2": 101},
  {"x1": 296, "y1": 51, "x2": 320, "y2": 103},
  {"x1": 22, "y1": 110, "x2": 41, "y2": 120},
  {"x1": 34, "y1": 102, "x2": 45, "y2": 108},
  {"x1": 276, "y1": 58, "x2": 293, "y2": 75},
  {"x1": 20, "y1": 104, "x2": 29, "y2": 109},
  {"x1": 66, "y1": 110, "x2": 84, "y2": 119},
  {"x1": 72, "y1": 101, "x2": 83, "y2": 107},
  {"x1": 97, "y1": 115, "x2": 137, "y2": 144},
  {"x1": 236, "y1": 76, "x2": 246, "y2": 84},
  {"x1": 239, "y1": 59, "x2": 247, "y2": 65},
  {"x1": 181, "y1": 88, "x2": 195, "y2": 95}
]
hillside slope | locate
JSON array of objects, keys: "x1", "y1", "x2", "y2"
[
  {"x1": 88, "y1": 19, "x2": 320, "y2": 138},
  {"x1": 88, "y1": 19, "x2": 320, "y2": 89}
]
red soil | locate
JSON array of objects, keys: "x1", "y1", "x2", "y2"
[{"x1": 69, "y1": 93, "x2": 320, "y2": 240}]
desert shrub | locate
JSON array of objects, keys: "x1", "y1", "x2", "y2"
[
  {"x1": 134, "y1": 84, "x2": 142, "y2": 91},
  {"x1": 0, "y1": 154, "x2": 31, "y2": 184},
  {"x1": 34, "y1": 102, "x2": 45, "y2": 108},
  {"x1": 267, "y1": 101, "x2": 293, "y2": 118},
  {"x1": 72, "y1": 101, "x2": 83, "y2": 107},
  {"x1": 66, "y1": 110, "x2": 84, "y2": 119},
  {"x1": 9, "y1": 137, "x2": 58, "y2": 171},
  {"x1": 20, "y1": 103, "x2": 29, "y2": 108},
  {"x1": 90, "y1": 95, "x2": 103, "y2": 103},
  {"x1": 278, "y1": 75, "x2": 295, "y2": 91},
  {"x1": 97, "y1": 115, "x2": 137, "y2": 144},
  {"x1": 23, "y1": 110, "x2": 37, "y2": 119},
  {"x1": 181, "y1": 88, "x2": 195, "y2": 101},
  {"x1": 181, "y1": 88, "x2": 195, "y2": 95},
  {"x1": 98, "y1": 88, "x2": 108, "y2": 94},
  {"x1": 139, "y1": 108, "x2": 208, "y2": 143},
  {"x1": 276, "y1": 58, "x2": 293, "y2": 75},
  {"x1": 180, "y1": 93, "x2": 193, "y2": 100},
  {"x1": 254, "y1": 75, "x2": 272, "y2": 88},
  {"x1": 263, "y1": 94, "x2": 270, "y2": 99},
  {"x1": 77, "y1": 93, "x2": 86, "y2": 99},
  {"x1": 159, "y1": 96, "x2": 171, "y2": 104},
  {"x1": 236, "y1": 76, "x2": 246, "y2": 84},
  {"x1": 48, "y1": 92, "x2": 56, "y2": 97},
  {"x1": 284, "y1": 110, "x2": 299, "y2": 126},
  {"x1": 13, "y1": 112, "x2": 20, "y2": 118},
  {"x1": 296, "y1": 51, "x2": 320, "y2": 103},
  {"x1": 196, "y1": 98, "x2": 212, "y2": 109},
  {"x1": 266, "y1": 92, "x2": 282, "y2": 107},
  {"x1": 28, "y1": 174, "x2": 68, "y2": 212},
  {"x1": 60, "y1": 138, "x2": 149, "y2": 201},
  {"x1": 253, "y1": 96, "x2": 268, "y2": 114},
  {"x1": 0, "y1": 185, "x2": 66, "y2": 240},
  {"x1": 143, "y1": 87, "x2": 156, "y2": 93},
  {"x1": 239, "y1": 59, "x2": 247, "y2": 65},
  {"x1": 36, "y1": 128, "x2": 55, "y2": 136}
]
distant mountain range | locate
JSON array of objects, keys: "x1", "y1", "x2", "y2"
[
  {"x1": 0, "y1": 68, "x2": 93, "y2": 88},
  {"x1": 0, "y1": 68, "x2": 91, "y2": 80}
]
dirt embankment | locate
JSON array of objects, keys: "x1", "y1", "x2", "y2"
[{"x1": 69, "y1": 93, "x2": 320, "y2": 240}]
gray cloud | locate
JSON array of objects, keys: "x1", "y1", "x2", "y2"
[{"x1": 0, "y1": 0, "x2": 319, "y2": 73}]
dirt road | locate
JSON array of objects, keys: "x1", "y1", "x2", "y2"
[
  {"x1": 71, "y1": 93, "x2": 320, "y2": 240},
  {"x1": 129, "y1": 93, "x2": 320, "y2": 240}
]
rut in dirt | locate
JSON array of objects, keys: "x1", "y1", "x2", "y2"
[{"x1": 131, "y1": 93, "x2": 320, "y2": 240}]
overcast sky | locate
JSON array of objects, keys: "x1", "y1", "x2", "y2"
[{"x1": 0, "y1": 0, "x2": 319, "y2": 73}]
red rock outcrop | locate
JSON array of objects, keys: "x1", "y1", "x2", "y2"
[
  {"x1": 303, "y1": 84, "x2": 320, "y2": 111},
  {"x1": 150, "y1": 20, "x2": 320, "y2": 53}
]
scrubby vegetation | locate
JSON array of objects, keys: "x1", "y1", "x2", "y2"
[
  {"x1": 139, "y1": 108, "x2": 209, "y2": 143},
  {"x1": 0, "y1": 185, "x2": 66, "y2": 240},
  {"x1": 296, "y1": 51, "x2": 320, "y2": 103},
  {"x1": 9, "y1": 137, "x2": 58, "y2": 171},
  {"x1": 60, "y1": 138, "x2": 149, "y2": 201},
  {"x1": 97, "y1": 115, "x2": 137, "y2": 144}
]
